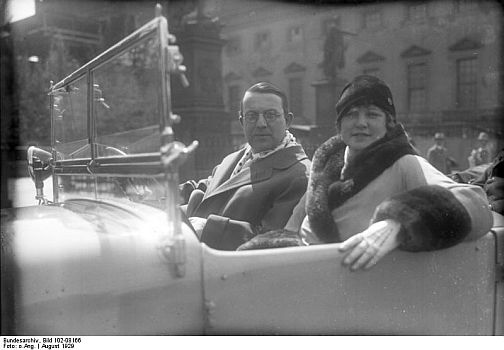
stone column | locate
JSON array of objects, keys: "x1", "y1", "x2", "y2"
[
  {"x1": 171, "y1": 12, "x2": 229, "y2": 181},
  {"x1": 311, "y1": 78, "x2": 347, "y2": 143}
]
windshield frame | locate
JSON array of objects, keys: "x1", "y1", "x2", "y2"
[{"x1": 48, "y1": 14, "x2": 171, "y2": 177}]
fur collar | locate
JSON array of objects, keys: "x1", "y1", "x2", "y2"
[{"x1": 306, "y1": 124, "x2": 418, "y2": 243}]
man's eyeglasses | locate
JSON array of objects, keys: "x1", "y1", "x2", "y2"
[{"x1": 242, "y1": 110, "x2": 283, "y2": 124}]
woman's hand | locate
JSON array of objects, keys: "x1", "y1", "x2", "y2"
[{"x1": 338, "y1": 219, "x2": 401, "y2": 271}]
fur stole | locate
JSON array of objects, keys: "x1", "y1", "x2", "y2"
[
  {"x1": 236, "y1": 229, "x2": 307, "y2": 251},
  {"x1": 372, "y1": 184, "x2": 472, "y2": 251},
  {"x1": 306, "y1": 124, "x2": 418, "y2": 243}
]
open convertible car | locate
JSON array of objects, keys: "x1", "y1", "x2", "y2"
[{"x1": 1, "y1": 9, "x2": 503, "y2": 335}]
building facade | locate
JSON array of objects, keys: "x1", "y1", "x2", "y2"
[
  {"x1": 6, "y1": 0, "x2": 503, "y2": 173},
  {"x1": 212, "y1": 0, "x2": 502, "y2": 167}
]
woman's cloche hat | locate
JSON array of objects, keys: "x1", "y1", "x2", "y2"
[{"x1": 335, "y1": 75, "x2": 396, "y2": 124}]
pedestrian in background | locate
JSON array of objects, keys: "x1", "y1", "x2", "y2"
[
  {"x1": 468, "y1": 132, "x2": 491, "y2": 167},
  {"x1": 426, "y1": 132, "x2": 457, "y2": 174}
]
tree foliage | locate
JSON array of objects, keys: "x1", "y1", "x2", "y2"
[{"x1": 15, "y1": 35, "x2": 79, "y2": 146}]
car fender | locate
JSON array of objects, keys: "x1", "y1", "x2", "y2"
[{"x1": 1, "y1": 200, "x2": 204, "y2": 335}]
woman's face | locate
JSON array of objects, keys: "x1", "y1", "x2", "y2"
[{"x1": 339, "y1": 104, "x2": 388, "y2": 153}]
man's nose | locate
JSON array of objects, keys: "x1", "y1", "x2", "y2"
[{"x1": 255, "y1": 114, "x2": 268, "y2": 127}]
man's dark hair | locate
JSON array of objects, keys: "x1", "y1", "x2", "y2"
[{"x1": 239, "y1": 82, "x2": 289, "y2": 116}]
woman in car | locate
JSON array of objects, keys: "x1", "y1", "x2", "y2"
[{"x1": 239, "y1": 75, "x2": 493, "y2": 271}]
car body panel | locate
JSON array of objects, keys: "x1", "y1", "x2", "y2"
[
  {"x1": 202, "y1": 233, "x2": 497, "y2": 335},
  {"x1": 3, "y1": 205, "x2": 503, "y2": 335},
  {"x1": 2, "y1": 200, "x2": 204, "y2": 335},
  {"x1": 492, "y1": 212, "x2": 504, "y2": 335}
]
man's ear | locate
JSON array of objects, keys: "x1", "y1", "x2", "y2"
[
  {"x1": 239, "y1": 115, "x2": 244, "y2": 127},
  {"x1": 285, "y1": 112, "x2": 294, "y2": 127}
]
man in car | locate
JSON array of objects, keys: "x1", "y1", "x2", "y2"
[{"x1": 180, "y1": 82, "x2": 310, "y2": 250}]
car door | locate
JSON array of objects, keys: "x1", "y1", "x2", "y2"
[{"x1": 201, "y1": 233, "x2": 496, "y2": 335}]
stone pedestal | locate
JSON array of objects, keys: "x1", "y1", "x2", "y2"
[
  {"x1": 312, "y1": 78, "x2": 347, "y2": 127},
  {"x1": 311, "y1": 78, "x2": 347, "y2": 142},
  {"x1": 171, "y1": 16, "x2": 230, "y2": 181}
]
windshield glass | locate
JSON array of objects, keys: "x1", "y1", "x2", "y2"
[
  {"x1": 56, "y1": 174, "x2": 166, "y2": 209},
  {"x1": 53, "y1": 75, "x2": 89, "y2": 160},
  {"x1": 93, "y1": 33, "x2": 162, "y2": 157}
]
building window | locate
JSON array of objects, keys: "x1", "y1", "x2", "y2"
[
  {"x1": 363, "y1": 67, "x2": 380, "y2": 77},
  {"x1": 288, "y1": 78, "x2": 303, "y2": 118},
  {"x1": 228, "y1": 85, "x2": 241, "y2": 115},
  {"x1": 254, "y1": 31, "x2": 271, "y2": 51},
  {"x1": 456, "y1": 58, "x2": 477, "y2": 109},
  {"x1": 287, "y1": 26, "x2": 303, "y2": 44},
  {"x1": 363, "y1": 11, "x2": 382, "y2": 29},
  {"x1": 455, "y1": 0, "x2": 479, "y2": 12},
  {"x1": 407, "y1": 63, "x2": 427, "y2": 111},
  {"x1": 225, "y1": 37, "x2": 241, "y2": 56},
  {"x1": 407, "y1": 3, "x2": 427, "y2": 21}
]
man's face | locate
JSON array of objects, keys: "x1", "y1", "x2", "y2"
[
  {"x1": 240, "y1": 92, "x2": 292, "y2": 153},
  {"x1": 339, "y1": 104, "x2": 388, "y2": 153},
  {"x1": 435, "y1": 138, "x2": 444, "y2": 146}
]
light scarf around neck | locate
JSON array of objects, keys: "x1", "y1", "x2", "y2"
[{"x1": 231, "y1": 130, "x2": 299, "y2": 176}]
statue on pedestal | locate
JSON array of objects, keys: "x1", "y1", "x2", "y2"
[{"x1": 321, "y1": 17, "x2": 347, "y2": 82}]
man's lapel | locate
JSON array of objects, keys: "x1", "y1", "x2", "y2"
[
  {"x1": 203, "y1": 163, "x2": 272, "y2": 200},
  {"x1": 203, "y1": 149, "x2": 245, "y2": 196},
  {"x1": 201, "y1": 145, "x2": 307, "y2": 202}
]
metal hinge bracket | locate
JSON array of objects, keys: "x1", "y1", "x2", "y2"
[{"x1": 158, "y1": 235, "x2": 186, "y2": 278}]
